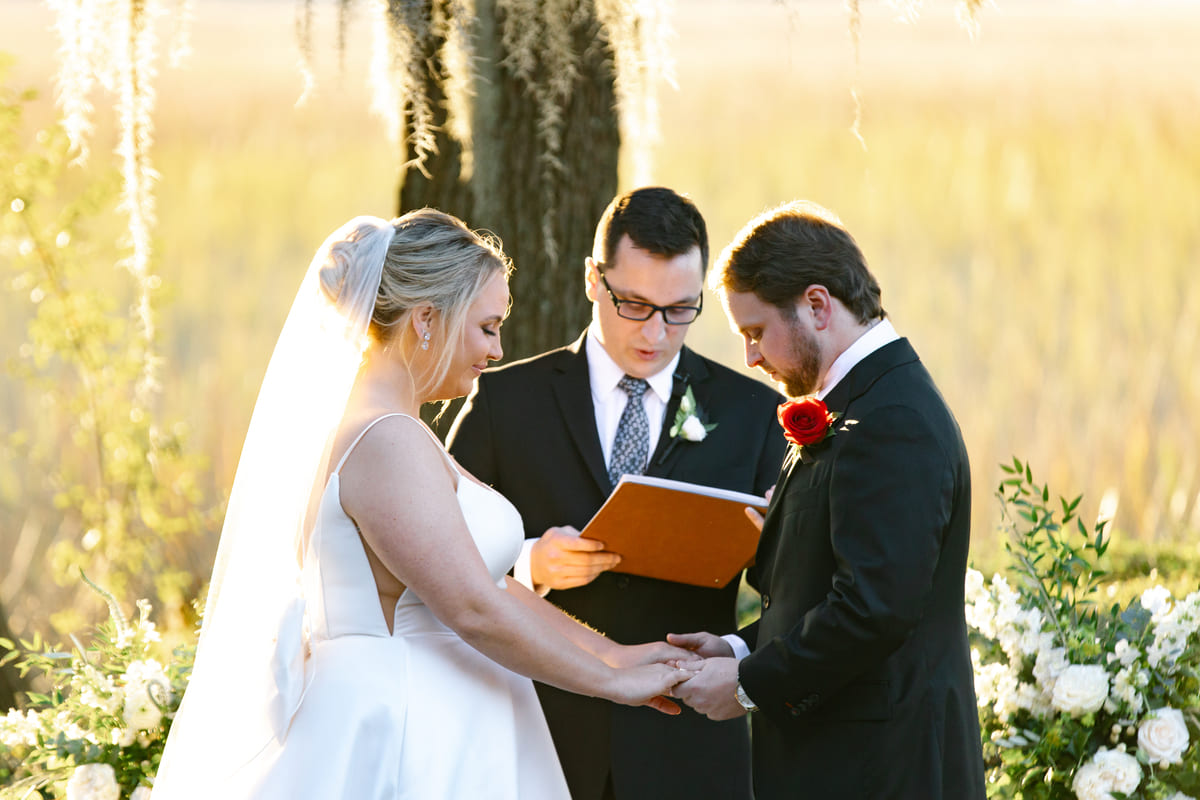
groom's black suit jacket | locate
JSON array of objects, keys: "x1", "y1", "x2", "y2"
[
  {"x1": 737, "y1": 338, "x2": 986, "y2": 799},
  {"x1": 447, "y1": 332, "x2": 786, "y2": 800}
]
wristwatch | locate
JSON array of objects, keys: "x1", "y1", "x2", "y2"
[{"x1": 734, "y1": 681, "x2": 758, "y2": 713}]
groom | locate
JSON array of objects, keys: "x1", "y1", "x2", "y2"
[
  {"x1": 447, "y1": 187, "x2": 785, "y2": 800},
  {"x1": 672, "y1": 201, "x2": 986, "y2": 799}
]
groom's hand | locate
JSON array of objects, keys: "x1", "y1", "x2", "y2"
[
  {"x1": 530, "y1": 526, "x2": 621, "y2": 591},
  {"x1": 666, "y1": 631, "x2": 734, "y2": 659},
  {"x1": 673, "y1": 657, "x2": 745, "y2": 721}
]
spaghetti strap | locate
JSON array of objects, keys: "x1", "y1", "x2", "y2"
[{"x1": 333, "y1": 413, "x2": 458, "y2": 476}]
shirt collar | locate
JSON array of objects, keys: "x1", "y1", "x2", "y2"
[
  {"x1": 816, "y1": 318, "x2": 899, "y2": 400},
  {"x1": 585, "y1": 327, "x2": 679, "y2": 403}
]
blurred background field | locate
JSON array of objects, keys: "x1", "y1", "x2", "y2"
[{"x1": 1, "y1": 0, "x2": 1199, "y2": 636}]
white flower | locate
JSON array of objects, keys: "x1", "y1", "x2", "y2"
[
  {"x1": 964, "y1": 568, "x2": 986, "y2": 603},
  {"x1": 679, "y1": 415, "x2": 707, "y2": 442},
  {"x1": 1051, "y1": 663, "x2": 1109, "y2": 717},
  {"x1": 1108, "y1": 639, "x2": 1140, "y2": 668},
  {"x1": 964, "y1": 586, "x2": 997, "y2": 638},
  {"x1": 1071, "y1": 747, "x2": 1141, "y2": 800},
  {"x1": 1141, "y1": 585, "x2": 1173, "y2": 617},
  {"x1": 122, "y1": 659, "x2": 170, "y2": 732},
  {"x1": 130, "y1": 786, "x2": 152, "y2": 800},
  {"x1": 75, "y1": 665, "x2": 124, "y2": 715},
  {"x1": 52, "y1": 708, "x2": 89, "y2": 740},
  {"x1": 1165, "y1": 793, "x2": 1197, "y2": 800},
  {"x1": 1137, "y1": 706, "x2": 1189, "y2": 766},
  {"x1": 135, "y1": 599, "x2": 162, "y2": 643},
  {"x1": 1034, "y1": 646, "x2": 1069, "y2": 693},
  {"x1": 974, "y1": 660, "x2": 1016, "y2": 714},
  {"x1": 1107, "y1": 666, "x2": 1145, "y2": 715},
  {"x1": 1147, "y1": 591, "x2": 1200, "y2": 674},
  {"x1": 0, "y1": 708, "x2": 42, "y2": 748},
  {"x1": 65, "y1": 763, "x2": 120, "y2": 800}
]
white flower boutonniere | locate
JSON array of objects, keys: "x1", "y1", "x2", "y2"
[{"x1": 669, "y1": 386, "x2": 717, "y2": 442}]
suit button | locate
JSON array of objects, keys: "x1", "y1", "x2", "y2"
[
  {"x1": 616, "y1": 576, "x2": 630, "y2": 589},
  {"x1": 761, "y1": 594, "x2": 770, "y2": 609}
]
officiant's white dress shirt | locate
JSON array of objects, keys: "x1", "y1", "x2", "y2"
[
  {"x1": 512, "y1": 327, "x2": 680, "y2": 591},
  {"x1": 722, "y1": 318, "x2": 899, "y2": 660}
]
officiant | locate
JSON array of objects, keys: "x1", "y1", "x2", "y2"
[{"x1": 447, "y1": 187, "x2": 786, "y2": 800}]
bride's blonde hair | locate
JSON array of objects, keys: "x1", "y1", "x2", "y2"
[{"x1": 318, "y1": 208, "x2": 511, "y2": 399}]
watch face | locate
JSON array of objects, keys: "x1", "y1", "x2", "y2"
[{"x1": 735, "y1": 683, "x2": 756, "y2": 711}]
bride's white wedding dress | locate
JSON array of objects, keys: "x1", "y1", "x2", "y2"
[{"x1": 240, "y1": 413, "x2": 569, "y2": 799}]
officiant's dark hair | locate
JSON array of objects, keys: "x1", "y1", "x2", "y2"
[
  {"x1": 592, "y1": 186, "x2": 709, "y2": 274},
  {"x1": 711, "y1": 201, "x2": 885, "y2": 325}
]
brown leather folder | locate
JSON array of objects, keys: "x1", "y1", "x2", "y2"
[{"x1": 579, "y1": 475, "x2": 768, "y2": 588}]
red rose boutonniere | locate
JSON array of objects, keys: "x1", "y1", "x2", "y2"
[{"x1": 777, "y1": 397, "x2": 841, "y2": 451}]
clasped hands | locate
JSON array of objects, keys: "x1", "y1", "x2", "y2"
[
  {"x1": 662, "y1": 631, "x2": 747, "y2": 721},
  {"x1": 608, "y1": 631, "x2": 744, "y2": 720}
]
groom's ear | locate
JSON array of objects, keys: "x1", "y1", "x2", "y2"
[{"x1": 800, "y1": 285, "x2": 834, "y2": 331}]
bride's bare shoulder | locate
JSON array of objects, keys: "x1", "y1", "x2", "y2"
[{"x1": 334, "y1": 411, "x2": 446, "y2": 475}]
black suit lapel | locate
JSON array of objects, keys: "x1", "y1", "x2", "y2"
[
  {"x1": 647, "y1": 347, "x2": 710, "y2": 475},
  {"x1": 551, "y1": 334, "x2": 612, "y2": 495},
  {"x1": 755, "y1": 339, "x2": 919, "y2": 567},
  {"x1": 822, "y1": 338, "x2": 919, "y2": 418}
]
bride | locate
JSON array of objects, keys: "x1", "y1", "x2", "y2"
[{"x1": 151, "y1": 210, "x2": 693, "y2": 799}]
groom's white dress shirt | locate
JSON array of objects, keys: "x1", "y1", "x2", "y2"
[
  {"x1": 511, "y1": 327, "x2": 680, "y2": 590},
  {"x1": 722, "y1": 318, "x2": 899, "y2": 660}
]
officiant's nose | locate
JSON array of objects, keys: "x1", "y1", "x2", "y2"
[{"x1": 640, "y1": 312, "x2": 667, "y2": 343}]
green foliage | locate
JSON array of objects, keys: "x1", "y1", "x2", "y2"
[
  {"x1": 0, "y1": 579, "x2": 193, "y2": 799},
  {"x1": 969, "y1": 460, "x2": 1200, "y2": 799},
  {"x1": 997, "y1": 457, "x2": 1113, "y2": 659},
  {"x1": 0, "y1": 64, "x2": 218, "y2": 627}
]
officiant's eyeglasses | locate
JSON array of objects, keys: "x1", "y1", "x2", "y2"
[{"x1": 598, "y1": 272, "x2": 703, "y2": 325}]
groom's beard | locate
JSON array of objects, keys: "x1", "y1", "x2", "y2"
[{"x1": 779, "y1": 320, "x2": 823, "y2": 398}]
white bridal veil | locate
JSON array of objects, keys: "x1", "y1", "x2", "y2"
[{"x1": 152, "y1": 217, "x2": 395, "y2": 796}]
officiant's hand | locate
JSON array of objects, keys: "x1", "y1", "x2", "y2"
[
  {"x1": 666, "y1": 631, "x2": 734, "y2": 659},
  {"x1": 530, "y1": 526, "x2": 621, "y2": 590},
  {"x1": 673, "y1": 657, "x2": 745, "y2": 721},
  {"x1": 744, "y1": 484, "x2": 775, "y2": 532}
]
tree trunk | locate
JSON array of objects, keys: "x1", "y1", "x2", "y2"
[{"x1": 398, "y1": 0, "x2": 619, "y2": 366}]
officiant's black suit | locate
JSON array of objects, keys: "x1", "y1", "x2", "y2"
[
  {"x1": 447, "y1": 332, "x2": 786, "y2": 800},
  {"x1": 737, "y1": 338, "x2": 986, "y2": 799}
]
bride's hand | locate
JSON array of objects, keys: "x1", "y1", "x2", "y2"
[
  {"x1": 602, "y1": 640, "x2": 703, "y2": 670},
  {"x1": 604, "y1": 662, "x2": 696, "y2": 715}
]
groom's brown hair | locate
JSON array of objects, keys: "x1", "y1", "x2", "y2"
[{"x1": 712, "y1": 200, "x2": 885, "y2": 325}]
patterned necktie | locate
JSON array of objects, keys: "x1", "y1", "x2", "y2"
[{"x1": 608, "y1": 375, "x2": 650, "y2": 488}]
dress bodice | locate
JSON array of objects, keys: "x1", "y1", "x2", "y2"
[{"x1": 302, "y1": 413, "x2": 524, "y2": 640}]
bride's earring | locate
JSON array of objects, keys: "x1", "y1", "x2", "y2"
[{"x1": 421, "y1": 330, "x2": 431, "y2": 351}]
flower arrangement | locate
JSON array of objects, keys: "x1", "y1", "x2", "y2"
[
  {"x1": 0, "y1": 577, "x2": 194, "y2": 799},
  {"x1": 968, "y1": 459, "x2": 1200, "y2": 800}
]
